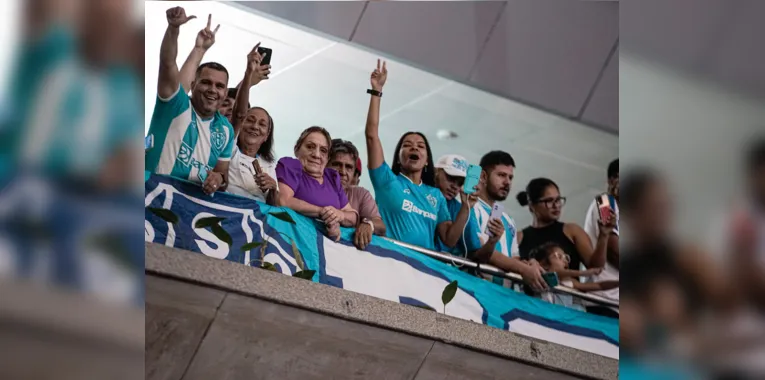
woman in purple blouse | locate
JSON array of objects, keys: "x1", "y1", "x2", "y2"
[{"x1": 276, "y1": 126, "x2": 359, "y2": 240}]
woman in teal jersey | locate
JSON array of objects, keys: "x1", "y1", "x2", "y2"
[{"x1": 363, "y1": 59, "x2": 472, "y2": 251}]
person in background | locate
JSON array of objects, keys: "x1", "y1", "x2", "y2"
[
  {"x1": 461, "y1": 151, "x2": 547, "y2": 291},
  {"x1": 730, "y1": 139, "x2": 765, "y2": 311},
  {"x1": 516, "y1": 178, "x2": 615, "y2": 275},
  {"x1": 352, "y1": 157, "x2": 362, "y2": 186},
  {"x1": 225, "y1": 44, "x2": 277, "y2": 204},
  {"x1": 145, "y1": 7, "x2": 234, "y2": 195},
  {"x1": 363, "y1": 60, "x2": 471, "y2": 251},
  {"x1": 583, "y1": 159, "x2": 620, "y2": 317},
  {"x1": 277, "y1": 127, "x2": 358, "y2": 240},
  {"x1": 5, "y1": 0, "x2": 142, "y2": 187},
  {"x1": 219, "y1": 88, "x2": 240, "y2": 123},
  {"x1": 328, "y1": 139, "x2": 386, "y2": 249},
  {"x1": 531, "y1": 242, "x2": 618, "y2": 312}
]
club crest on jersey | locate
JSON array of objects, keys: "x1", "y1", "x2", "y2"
[
  {"x1": 211, "y1": 130, "x2": 227, "y2": 151},
  {"x1": 426, "y1": 194, "x2": 437, "y2": 208},
  {"x1": 177, "y1": 142, "x2": 193, "y2": 166}
]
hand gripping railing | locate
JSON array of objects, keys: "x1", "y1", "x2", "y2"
[{"x1": 382, "y1": 237, "x2": 619, "y2": 309}]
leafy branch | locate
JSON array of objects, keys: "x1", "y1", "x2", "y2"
[{"x1": 240, "y1": 210, "x2": 315, "y2": 280}]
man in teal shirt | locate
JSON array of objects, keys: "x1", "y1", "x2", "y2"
[{"x1": 145, "y1": 7, "x2": 235, "y2": 195}]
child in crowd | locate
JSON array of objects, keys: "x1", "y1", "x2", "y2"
[{"x1": 531, "y1": 242, "x2": 619, "y2": 311}]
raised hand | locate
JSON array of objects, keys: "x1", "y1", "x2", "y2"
[
  {"x1": 370, "y1": 59, "x2": 388, "y2": 91},
  {"x1": 166, "y1": 7, "x2": 196, "y2": 28},
  {"x1": 485, "y1": 218, "x2": 505, "y2": 244},
  {"x1": 246, "y1": 43, "x2": 272, "y2": 86},
  {"x1": 195, "y1": 14, "x2": 220, "y2": 50},
  {"x1": 598, "y1": 208, "x2": 617, "y2": 235},
  {"x1": 459, "y1": 189, "x2": 478, "y2": 209}
]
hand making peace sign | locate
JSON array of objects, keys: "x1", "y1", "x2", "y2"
[{"x1": 195, "y1": 14, "x2": 221, "y2": 50}]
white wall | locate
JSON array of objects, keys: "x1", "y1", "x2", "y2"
[{"x1": 620, "y1": 51, "x2": 765, "y2": 240}]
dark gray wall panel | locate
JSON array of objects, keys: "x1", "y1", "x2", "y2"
[
  {"x1": 470, "y1": 0, "x2": 618, "y2": 117},
  {"x1": 352, "y1": 1, "x2": 505, "y2": 80}
]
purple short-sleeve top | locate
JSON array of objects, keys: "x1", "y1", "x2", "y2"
[{"x1": 276, "y1": 157, "x2": 349, "y2": 209}]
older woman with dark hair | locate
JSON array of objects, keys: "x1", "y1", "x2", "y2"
[
  {"x1": 223, "y1": 44, "x2": 277, "y2": 204},
  {"x1": 276, "y1": 126, "x2": 358, "y2": 240}
]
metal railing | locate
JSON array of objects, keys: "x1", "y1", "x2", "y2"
[{"x1": 383, "y1": 237, "x2": 619, "y2": 309}]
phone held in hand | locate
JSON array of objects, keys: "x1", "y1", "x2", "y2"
[
  {"x1": 486, "y1": 202, "x2": 504, "y2": 237},
  {"x1": 542, "y1": 272, "x2": 559, "y2": 288},
  {"x1": 595, "y1": 193, "x2": 611, "y2": 222},
  {"x1": 463, "y1": 164, "x2": 481, "y2": 195},
  {"x1": 252, "y1": 159, "x2": 263, "y2": 176},
  {"x1": 257, "y1": 47, "x2": 273, "y2": 66}
]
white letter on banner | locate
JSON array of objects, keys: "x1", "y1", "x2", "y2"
[
  {"x1": 193, "y1": 212, "x2": 229, "y2": 259},
  {"x1": 322, "y1": 238, "x2": 484, "y2": 322}
]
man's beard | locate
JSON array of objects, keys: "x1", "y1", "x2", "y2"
[{"x1": 488, "y1": 186, "x2": 508, "y2": 202}]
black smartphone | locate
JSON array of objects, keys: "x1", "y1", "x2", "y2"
[{"x1": 257, "y1": 47, "x2": 273, "y2": 66}]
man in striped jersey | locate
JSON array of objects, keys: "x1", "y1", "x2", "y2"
[
  {"x1": 145, "y1": 7, "x2": 235, "y2": 195},
  {"x1": 447, "y1": 151, "x2": 547, "y2": 291}
]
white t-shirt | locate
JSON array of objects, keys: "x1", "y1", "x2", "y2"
[
  {"x1": 583, "y1": 196, "x2": 620, "y2": 309},
  {"x1": 226, "y1": 147, "x2": 278, "y2": 202}
]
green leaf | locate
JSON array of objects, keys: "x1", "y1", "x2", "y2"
[
  {"x1": 261, "y1": 262, "x2": 279, "y2": 272},
  {"x1": 241, "y1": 241, "x2": 265, "y2": 252},
  {"x1": 269, "y1": 211, "x2": 296, "y2": 224},
  {"x1": 441, "y1": 280, "x2": 458, "y2": 307},
  {"x1": 195, "y1": 216, "x2": 226, "y2": 228},
  {"x1": 291, "y1": 240, "x2": 304, "y2": 271},
  {"x1": 147, "y1": 207, "x2": 179, "y2": 224},
  {"x1": 292, "y1": 270, "x2": 316, "y2": 280},
  {"x1": 210, "y1": 224, "x2": 232, "y2": 246},
  {"x1": 412, "y1": 304, "x2": 436, "y2": 312}
]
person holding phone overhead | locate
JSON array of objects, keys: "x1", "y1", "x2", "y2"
[
  {"x1": 225, "y1": 43, "x2": 278, "y2": 204},
  {"x1": 364, "y1": 60, "x2": 471, "y2": 251}
]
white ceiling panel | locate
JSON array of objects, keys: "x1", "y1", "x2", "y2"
[{"x1": 145, "y1": 1, "x2": 617, "y2": 231}]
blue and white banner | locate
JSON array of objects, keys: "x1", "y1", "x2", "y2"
[{"x1": 145, "y1": 174, "x2": 619, "y2": 359}]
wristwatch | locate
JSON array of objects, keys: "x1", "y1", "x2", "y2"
[
  {"x1": 367, "y1": 89, "x2": 382, "y2": 97},
  {"x1": 362, "y1": 218, "x2": 375, "y2": 230}
]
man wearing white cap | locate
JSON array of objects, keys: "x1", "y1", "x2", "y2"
[{"x1": 434, "y1": 154, "x2": 471, "y2": 217}]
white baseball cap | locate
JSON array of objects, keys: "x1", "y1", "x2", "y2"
[{"x1": 435, "y1": 154, "x2": 469, "y2": 177}]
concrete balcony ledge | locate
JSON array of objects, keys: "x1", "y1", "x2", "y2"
[{"x1": 146, "y1": 242, "x2": 618, "y2": 380}]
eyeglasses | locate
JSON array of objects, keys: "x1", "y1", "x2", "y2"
[
  {"x1": 536, "y1": 196, "x2": 566, "y2": 208},
  {"x1": 552, "y1": 251, "x2": 570, "y2": 264}
]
